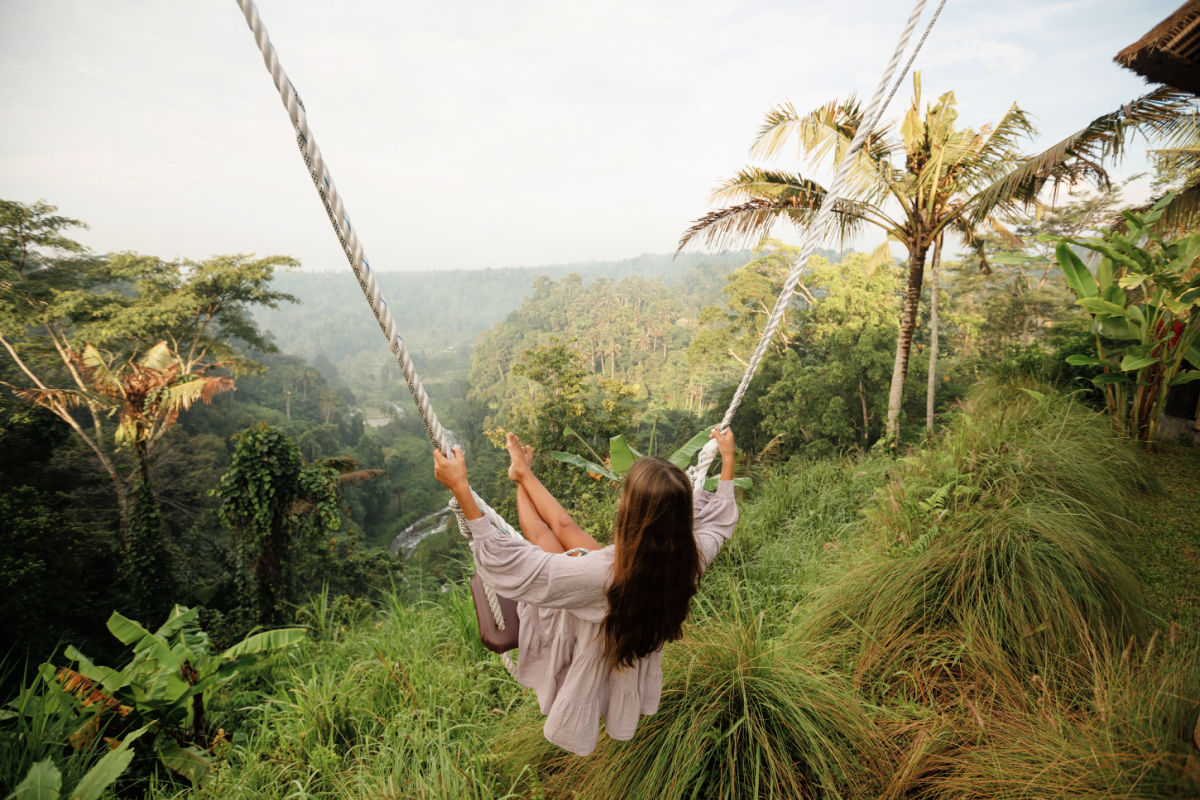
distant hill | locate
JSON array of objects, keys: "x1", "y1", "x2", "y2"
[{"x1": 254, "y1": 250, "x2": 785, "y2": 366}]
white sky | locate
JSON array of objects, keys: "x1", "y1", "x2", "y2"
[{"x1": 0, "y1": 0, "x2": 1182, "y2": 271}]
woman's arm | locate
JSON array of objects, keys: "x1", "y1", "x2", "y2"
[
  {"x1": 694, "y1": 427, "x2": 739, "y2": 571},
  {"x1": 433, "y1": 446, "x2": 605, "y2": 607}
]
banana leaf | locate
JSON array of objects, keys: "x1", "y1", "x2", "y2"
[
  {"x1": 667, "y1": 426, "x2": 716, "y2": 470},
  {"x1": 549, "y1": 451, "x2": 620, "y2": 482},
  {"x1": 608, "y1": 435, "x2": 637, "y2": 476},
  {"x1": 221, "y1": 628, "x2": 306, "y2": 661},
  {"x1": 1056, "y1": 242, "x2": 1096, "y2": 298}
]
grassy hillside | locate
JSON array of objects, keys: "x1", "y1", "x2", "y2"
[{"x1": 12, "y1": 381, "x2": 1197, "y2": 799}]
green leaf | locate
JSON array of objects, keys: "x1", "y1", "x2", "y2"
[
  {"x1": 703, "y1": 476, "x2": 753, "y2": 491},
  {"x1": 1101, "y1": 284, "x2": 1126, "y2": 307},
  {"x1": 1056, "y1": 241, "x2": 1096, "y2": 298},
  {"x1": 1078, "y1": 297, "x2": 1127, "y2": 317},
  {"x1": 1119, "y1": 355, "x2": 1158, "y2": 371},
  {"x1": 1118, "y1": 273, "x2": 1147, "y2": 290},
  {"x1": 1096, "y1": 256, "x2": 1114, "y2": 291},
  {"x1": 1091, "y1": 373, "x2": 1131, "y2": 385},
  {"x1": 1064, "y1": 354, "x2": 1104, "y2": 366},
  {"x1": 1096, "y1": 317, "x2": 1140, "y2": 341},
  {"x1": 667, "y1": 426, "x2": 716, "y2": 470},
  {"x1": 220, "y1": 627, "x2": 305, "y2": 660},
  {"x1": 157, "y1": 741, "x2": 213, "y2": 786},
  {"x1": 1017, "y1": 387, "x2": 1046, "y2": 402},
  {"x1": 607, "y1": 435, "x2": 636, "y2": 476},
  {"x1": 155, "y1": 605, "x2": 200, "y2": 640},
  {"x1": 8, "y1": 759, "x2": 61, "y2": 800},
  {"x1": 70, "y1": 725, "x2": 149, "y2": 800},
  {"x1": 106, "y1": 612, "x2": 152, "y2": 647},
  {"x1": 548, "y1": 451, "x2": 620, "y2": 482},
  {"x1": 1169, "y1": 370, "x2": 1200, "y2": 386}
]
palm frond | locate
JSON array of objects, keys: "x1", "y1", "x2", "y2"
[
  {"x1": 165, "y1": 375, "x2": 234, "y2": 411},
  {"x1": 750, "y1": 100, "x2": 901, "y2": 200},
  {"x1": 950, "y1": 103, "x2": 1038, "y2": 192},
  {"x1": 964, "y1": 86, "x2": 1197, "y2": 226},
  {"x1": 679, "y1": 170, "x2": 879, "y2": 253},
  {"x1": 337, "y1": 469, "x2": 385, "y2": 487},
  {"x1": 1121, "y1": 181, "x2": 1200, "y2": 234},
  {"x1": 318, "y1": 455, "x2": 359, "y2": 473},
  {"x1": 139, "y1": 341, "x2": 173, "y2": 371},
  {"x1": 12, "y1": 386, "x2": 91, "y2": 411}
]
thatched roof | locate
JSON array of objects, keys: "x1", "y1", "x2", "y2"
[{"x1": 1115, "y1": 0, "x2": 1200, "y2": 95}]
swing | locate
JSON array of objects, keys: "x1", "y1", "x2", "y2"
[{"x1": 231, "y1": 0, "x2": 946, "y2": 666}]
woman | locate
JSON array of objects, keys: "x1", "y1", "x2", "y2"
[{"x1": 432, "y1": 428, "x2": 738, "y2": 756}]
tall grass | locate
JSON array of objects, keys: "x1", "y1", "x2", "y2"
[
  {"x1": 183, "y1": 589, "x2": 530, "y2": 799},
  {"x1": 803, "y1": 383, "x2": 1154, "y2": 695},
  {"x1": 897, "y1": 628, "x2": 1200, "y2": 799}
]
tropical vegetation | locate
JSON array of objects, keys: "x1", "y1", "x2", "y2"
[{"x1": 2, "y1": 65, "x2": 1199, "y2": 800}]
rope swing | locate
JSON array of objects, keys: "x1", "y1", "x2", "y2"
[{"x1": 232, "y1": 0, "x2": 946, "y2": 669}]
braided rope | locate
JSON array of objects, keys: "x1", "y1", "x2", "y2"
[
  {"x1": 689, "y1": 0, "x2": 946, "y2": 488},
  {"x1": 234, "y1": 0, "x2": 519, "y2": 653}
]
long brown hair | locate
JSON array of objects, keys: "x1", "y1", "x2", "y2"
[{"x1": 603, "y1": 456, "x2": 701, "y2": 670}]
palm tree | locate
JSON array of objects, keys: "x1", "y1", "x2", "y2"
[
  {"x1": 14, "y1": 341, "x2": 233, "y2": 536},
  {"x1": 680, "y1": 79, "x2": 1195, "y2": 443}
]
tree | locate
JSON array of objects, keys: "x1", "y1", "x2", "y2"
[
  {"x1": 0, "y1": 199, "x2": 298, "y2": 537},
  {"x1": 217, "y1": 423, "x2": 381, "y2": 623},
  {"x1": 759, "y1": 251, "x2": 909, "y2": 453},
  {"x1": 680, "y1": 80, "x2": 1196, "y2": 444}
]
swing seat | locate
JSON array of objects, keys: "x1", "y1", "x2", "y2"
[{"x1": 470, "y1": 573, "x2": 519, "y2": 653}]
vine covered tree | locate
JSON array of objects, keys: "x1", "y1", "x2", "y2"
[{"x1": 218, "y1": 423, "x2": 382, "y2": 623}]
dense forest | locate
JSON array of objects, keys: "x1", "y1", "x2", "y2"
[{"x1": 3, "y1": 55, "x2": 1200, "y2": 800}]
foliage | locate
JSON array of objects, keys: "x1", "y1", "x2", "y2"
[
  {"x1": 549, "y1": 427, "x2": 751, "y2": 491},
  {"x1": 0, "y1": 198, "x2": 297, "y2": 539},
  {"x1": 218, "y1": 424, "x2": 343, "y2": 624},
  {"x1": 5, "y1": 728, "x2": 148, "y2": 800},
  {"x1": 92, "y1": 377, "x2": 1199, "y2": 800},
  {"x1": 803, "y1": 382, "x2": 1154, "y2": 695},
  {"x1": 682, "y1": 80, "x2": 1197, "y2": 445},
  {"x1": 1055, "y1": 194, "x2": 1200, "y2": 444},
  {"x1": 1, "y1": 606, "x2": 302, "y2": 793},
  {"x1": 759, "y1": 250, "x2": 915, "y2": 452}
]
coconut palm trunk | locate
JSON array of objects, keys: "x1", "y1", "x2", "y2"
[
  {"x1": 926, "y1": 234, "x2": 943, "y2": 432},
  {"x1": 886, "y1": 241, "x2": 929, "y2": 442}
]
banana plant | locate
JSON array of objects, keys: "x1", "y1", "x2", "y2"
[
  {"x1": 1054, "y1": 193, "x2": 1200, "y2": 444},
  {"x1": 550, "y1": 426, "x2": 751, "y2": 491},
  {"x1": 24, "y1": 606, "x2": 304, "y2": 787}
]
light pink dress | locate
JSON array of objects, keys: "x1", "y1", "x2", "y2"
[{"x1": 467, "y1": 480, "x2": 739, "y2": 756}]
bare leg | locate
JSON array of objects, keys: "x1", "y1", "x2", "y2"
[
  {"x1": 517, "y1": 484, "x2": 564, "y2": 554},
  {"x1": 507, "y1": 433, "x2": 602, "y2": 551}
]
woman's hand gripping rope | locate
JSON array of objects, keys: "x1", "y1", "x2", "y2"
[
  {"x1": 711, "y1": 426, "x2": 736, "y2": 482},
  {"x1": 434, "y1": 446, "x2": 483, "y2": 521}
]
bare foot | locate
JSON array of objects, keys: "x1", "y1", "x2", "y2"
[{"x1": 506, "y1": 433, "x2": 531, "y2": 482}]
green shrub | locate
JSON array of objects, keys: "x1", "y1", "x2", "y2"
[{"x1": 804, "y1": 382, "x2": 1153, "y2": 694}]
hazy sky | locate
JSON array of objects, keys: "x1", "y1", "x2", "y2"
[{"x1": 0, "y1": 0, "x2": 1181, "y2": 272}]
